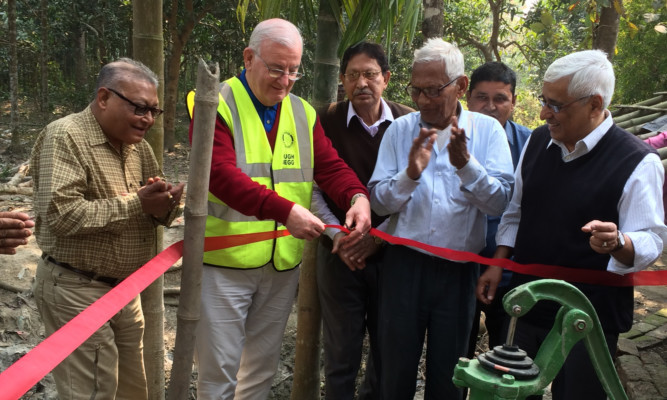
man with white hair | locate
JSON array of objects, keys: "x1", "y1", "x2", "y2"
[
  {"x1": 189, "y1": 18, "x2": 372, "y2": 399},
  {"x1": 368, "y1": 38, "x2": 514, "y2": 399},
  {"x1": 477, "y1": 50, "x2": 667, "y2": 400}
]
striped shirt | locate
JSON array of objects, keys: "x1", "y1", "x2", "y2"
[{"x1": 31, "y1": 106, "x2": 178, "y2": 278}]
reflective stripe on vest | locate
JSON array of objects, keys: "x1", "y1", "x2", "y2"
[{"x1": 200, "y1": 77, "x2": 315, "y2": 270}]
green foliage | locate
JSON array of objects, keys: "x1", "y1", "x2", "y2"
[
  {"x1": 2, "y1": 0, "x2": 664, "y2": 137},
  {"x1": 613, "y1": 0, "x2": 667, "y2": 104}
]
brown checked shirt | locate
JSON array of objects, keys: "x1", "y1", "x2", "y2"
[{"x1": 31, "y1": 106, "x2": 179, "y2": 279}]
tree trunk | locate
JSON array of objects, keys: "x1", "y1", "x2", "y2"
[
  {"x1": 593, "y1": 3, "x2": 621, "y2": 61},
  {"x1": 39, "y1": 0, "x2": 49, "y2": 113},
  {"x1": 133, "y1": 1, "x2": 166, "y2": 399},
  {"x1": 311, "y1": 0, "x2": 341, "y2": 109},
  {"x1": 74, "y1": 29, "x2": 88, "y2": 109},
  {"x1": 8, "y1": 0, "x2": 20, "y2": 150},
  {"x1": 163, "y1": 0, "x2": 215, "y2": 152},
  {"x1": 422, "y1": 0, "x2": 444, "y2": 39},
  {"x1": 290, "y1": 238, "x2": 322, "y2": 400},
  {"x1": 162, "y1": 35, "x2": 186, "y2": 152}
]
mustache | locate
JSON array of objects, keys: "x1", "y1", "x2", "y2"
[{"x1": 353, "y1": 89, "x2": 373, "y2": 96}]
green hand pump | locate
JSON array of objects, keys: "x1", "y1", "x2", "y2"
[{"x1": 453, "y1": 279, "x2": 628, "y2": 400}]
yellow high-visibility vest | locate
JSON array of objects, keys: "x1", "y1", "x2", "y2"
[{"x1": 187, "y1": 77, "x2": 315, "y2": 270}]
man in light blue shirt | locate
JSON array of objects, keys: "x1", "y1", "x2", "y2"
[{"x1": 368, "y1": 38, "x2": 514, "y2": 400}]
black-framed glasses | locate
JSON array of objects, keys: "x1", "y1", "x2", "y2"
[
  {"x1": 405, "y1": 76, "x2": 460, "y2": 99},
  {"x1": 538, "y1": 94, "x2": 592, "y2": 114},
  {"x1": 106, "y1": 87, "x2": 164, "y2": 118},
  {"x1": 254, "y1": 53, "x2": 303, "y2": 81},
  {"x1": 343, "y1": 70, "x2": 383, "y2": 82}
]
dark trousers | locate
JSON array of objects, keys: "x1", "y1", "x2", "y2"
[
  {"x1": 514, "y1": 318, "x2": 619, "y2": 400},
  {"x1": 467, "y1": 285, "x2": 511, "y2": 358},
  {"x1": 317, "y1": 241, "x2": 380, "y2": 400},
  {"x1": 377, "y1": 245, "x2": 478, "y2": 400}
]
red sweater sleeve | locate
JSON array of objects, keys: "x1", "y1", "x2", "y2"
[
  {"x1": 312, "y1": 116, "x2": 368, "y2": 210},
  {"x1": 187, "y1": 111, "x2": 367, "y2": 225},
  {"x1": 189, "y1": 115, "x2": 295, "y2": 224}
]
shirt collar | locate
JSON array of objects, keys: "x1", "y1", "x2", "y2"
[
  {"x1": 239, "y1": 69, "x2": 279, "y2": 115},
  {"x1": 548, "y1": 110, "x2": 613, "y2": 156},
  {"x1": 421, "y1": 102, "x2": 469, "y2": 138},
  {"x1": 346, "y1": 98, "x2": 394, "y2": 134},
  {"x1": 86, "y1": 105, "x2": 136, "y2": 153}
]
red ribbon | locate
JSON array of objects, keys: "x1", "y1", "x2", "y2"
[
  {"x1": 0, "y1": 227, "x2": 664, "y2": 399},
  {"x1": 368, "y1": 227, "x2": 667, "y2": 287}
]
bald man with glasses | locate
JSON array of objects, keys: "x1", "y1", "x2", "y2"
[
  {"x1": 31, "y1": 58, "x2": 183, "y2": 399},
  {"x1": 368, "y1": 38, "x2": 514, "y2": 400}
]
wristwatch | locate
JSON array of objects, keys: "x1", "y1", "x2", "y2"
[{"x1": 613, "y1": 230, "x2": 625, "y2": 252}]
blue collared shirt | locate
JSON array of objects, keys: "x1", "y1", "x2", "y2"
[
  {"x1": 239, "y1": 69, "x2": 278, "y2": 131},
  {"x1": 368, "y1": 106, "x2": 514, "y2": 255},
  {"x1": 505, "y1": 120, "x2": 532, "y2": 170}
]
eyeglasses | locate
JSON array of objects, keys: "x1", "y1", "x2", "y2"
[
  {"x1": 106, "y1": 88, "x2": 164, "y2": 118},
  {"x1": 255, "y1": 53, "x2": 303, "y2": 81},
  {"x1": 343, "y1": 70, "x2": 383, "y2": 82},
  {"x1": 405, "y1": 76, "x2": 460, "y2": 99},
  {"x1": 538, "y1": 94, "x2": 592, "y2": 114}
]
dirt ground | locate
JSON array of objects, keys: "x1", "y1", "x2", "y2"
[{"x1": 0, "y1": 134, "x2": 665, "y2": 399}]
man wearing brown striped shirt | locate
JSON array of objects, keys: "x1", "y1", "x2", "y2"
[{"x1": 30, "y1": 58, "x2": 184, "y2": 400}]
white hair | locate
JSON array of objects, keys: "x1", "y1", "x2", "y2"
[
  {"x1": 413, "y1": 38, "x2": 464, "y2": 80},
  {"x1": 544, "y1": 50, "x2": 615, "y2": 108},
  {"x1": 248, "y1": 18, "x2": 303, "y2": 56}
]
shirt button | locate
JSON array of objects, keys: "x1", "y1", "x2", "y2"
[
  {"x1": 437, "y1": 172, "x2": 442, "y2": 176},
  {"x1": 434, "y1": 199, "x2": 439, "y2": 204}
]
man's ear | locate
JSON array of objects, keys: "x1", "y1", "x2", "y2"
[
  {"x1": 96, "y1": 87, "x2": 111, "y2": 110},
  {"x1": 590, "y1": 94, "x2": 605, "y2": 117},
  {"x1": 243, "y1": 47, "x2": 254, "y2": 70},
  {"x1": 456, "y1": 76, "x2": 469, "y2": 99}
]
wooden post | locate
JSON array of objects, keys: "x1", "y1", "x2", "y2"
[
  {"x1": 290, "y1": 238, "x2": 322, "y2": 399},
  {"x1": 167, "y1": 59, "x2": 219, "y2": 400}
]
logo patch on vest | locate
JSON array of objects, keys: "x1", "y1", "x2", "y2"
[{"x1": 282, "y1": 131, "x2": 294, "y2": 148}]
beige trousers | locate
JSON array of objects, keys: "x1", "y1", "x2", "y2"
[
  {"x1": 195, "y1": 264, "x2": 300, "y2": 400},
  {"x1": 33, "y1": 259, "x2": 148, "y2": 400}
]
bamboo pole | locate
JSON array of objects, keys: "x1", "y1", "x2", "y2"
[
  {"x1": 290, "y1": 238, "x2": 322, "y2": 400},
  {"x1": 617, "y1": 112, "x2": 666, "y2": 130},
  {"x1": 133, "y1": 1, "x2": 166, "y2": 398},
  {"x1": 612, "y1": 95, "x2": 667, "y2": 118},
  {"x1": 167, "y1": 59, "x2": 219, "y2": 400},
  {"x1": 614, "y1": 100, "x2": 667, "y2": 125}
]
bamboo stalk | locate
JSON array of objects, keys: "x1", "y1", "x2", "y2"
[
  {"x1": 613, "y1": 105, "x2": 667, "y2": 113},
  {"x1": 618, "y1": 112, "x2": 665, "y2": 130},
  {"x1": 614, "y1": 100, "x2": 667, "y2": 125},
  {"x1": 167, "y1": 59, "x2": 219, "y2": 400},
  {"x1": 612, "y1": 95, "x2": 667, "y2": 118},
  {"x1": 290, "y1": 238, "x2": 322, "y2": 400}
]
